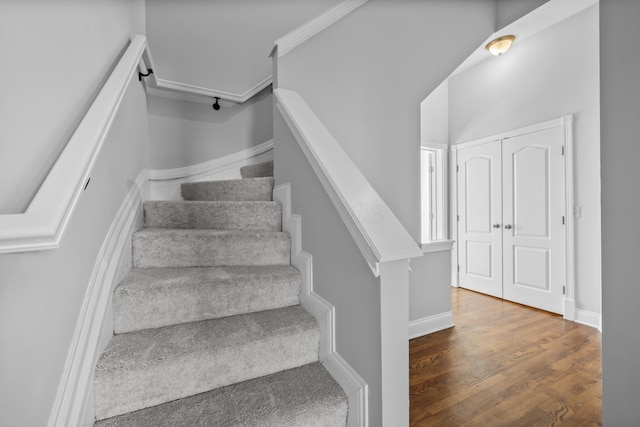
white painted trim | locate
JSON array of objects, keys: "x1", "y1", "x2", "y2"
[
  {"x1": 409, "y1": 312, "x2": 454, "y2": 339},
  {"x1": 274, "y1": 0, "x2": 368, "y2": 57},
  {"x1": 141, "y1": 42, "x2": 272, "y2": 105},
  {"x1": 324, "y1": 353, "x2": 369, "y2": 427},
  {"x1": 575, "y1": 308, "x2": 602, "y2": 332},
  {"x1": 148, "y1": 141, "x2": 273, "y2": 201},
  {"x1": 274, "y1": 183, "x2": 368, "y2": 426},
  {"x1": 274, "y1": 89, "x2": 422, "y2": 277},
  {"x1": 48, "y1": 170, "x2": 147, "y2": 427},
  {"x1": 149, "y1": 141, "x2": 273, "y2": 181},
  {"x1": 0, "y1": 35, "x2": 148, "y2": 254},
  {"x1": 151, "y1": 76, "x2": 272, "y2": 104},
  {"x1": 450, "y1": 147, "x2": 459, "y2": 287},
  {"x1": 454, "y1": 116, "x2": 570, "y2": 149},
  {"x1": 421, "y1": 240, "x2": 454, "y2": 254},
  {"x1": 563, "y1": 115, "x2": 577, "y2": 323}
]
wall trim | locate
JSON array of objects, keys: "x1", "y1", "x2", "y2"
[
  {"x1": 274, "y1": 0, "x2": 368, "y2": 57},
  {"x1": 421, "y1": 240, "x2": 454, "y2": 253},
  {"x1": 274, "y1": 89, "x2": 422, "y2": 277},
  {"x1": 47, "y1": 169, "x2": 147, "y2": 427},
  {"x1": 148, "y1": 76, "x2": 272, "y2": 105},
  {"x1": 148, "y1": 141, "x2": 273, "y2": 201},
  {"x1": 409, "y1": 312, "x2": 454, "y2": 340},
  {"x1": 141, "y1": 44, "x2": 272, "y2": 105},
  {"x1": 575, "y1": 308, "x2": 602, "y2": 332},
  {"x1": 274, "y1": 183, "x2": 368, "y2": 427},
  {"x1": 0, "y1": 36, "x2": 148, "y2": 254}
]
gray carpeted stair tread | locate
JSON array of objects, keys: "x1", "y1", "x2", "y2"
[
  {"x1": 94, "y1": 305, "x2": 320, "y2": 420},
  {"x1": 94, "y1": 362, "x2": 347, "y2": 427},
  {"x1": 144, "y1": 200, "x2": 282, "y2": 231},
  {"x1": 182, "y1": 177, "x2": 274, "y2": 202},
  {"x1": 132, "y1": 228, "x2": 291, "y2": 268},
  {"x1": 240, "y1": 160, "x2": 274, "y2": 179},
  {"x1": 114, "y1": 265, "x2": 301, "y2": 334}
]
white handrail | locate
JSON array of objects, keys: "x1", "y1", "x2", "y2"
[
  {"x1": 0, "y1": 35, "x2": 149, "y2": 253},
  {"x1": 274, "y1": 89, "x2": 422, "y2": 276}
]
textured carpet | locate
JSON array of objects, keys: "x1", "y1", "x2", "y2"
[
  {"x1": 240, "y1": 160, "x2": 274, "y2": 179},
  {"x1": 95, "y1": 362, "x2": 347, "y2": 427},
  {"x1": 93, "y1": 163, "x2": 347, "y2": 425}
]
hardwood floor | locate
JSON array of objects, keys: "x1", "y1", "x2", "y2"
[{"x1": 410, "y1": 288, "x2": 602, "y2": 426}]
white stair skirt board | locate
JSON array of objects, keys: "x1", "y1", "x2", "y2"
[
  {"x1": 274, "y1": 183, "x2": 368, "y2": 427},
  {"x1": 147, "y1": 140, "x2": 273, "y2": 201},
  {"x1": 408, "y1": 312, "x2": 455, "y2": 340},
  {"x1": 48, "y1": 170, "x2": 148, "y2": 427}
]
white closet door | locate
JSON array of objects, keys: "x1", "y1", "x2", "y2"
[
  {"x1": 457, "y1": 141, "x2": 503, "y2": 298},
  {"x1": 502, "y1": 126, "x2": 565, "y2": 314}
]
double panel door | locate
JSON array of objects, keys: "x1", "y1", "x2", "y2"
[{"x1": 457, "y1": 126, "x2": 565, "y2": 314}]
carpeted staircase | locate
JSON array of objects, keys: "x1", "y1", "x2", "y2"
[{"x1": 93, "y1": 161, "x2": 348, "y2": 426}]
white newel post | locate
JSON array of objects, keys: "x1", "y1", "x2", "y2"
[{"x1": 379, "y1": 259, "x2": 411, "y2": 426}]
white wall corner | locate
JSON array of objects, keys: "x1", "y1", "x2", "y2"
[
  {"x1": 409, "y1": 311, "x2": 454, "y2": 340},
  {"x1": 273, "y1": 182, "x2": 368, "y2": 427},
  {"x1": 48, "y1": 169, "x2": 148, "y2": 427},
  {"x1": 563, "y1": 298, "x2": 576, "y2": 321}
]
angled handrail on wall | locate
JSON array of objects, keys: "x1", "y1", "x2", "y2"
[
  {"x1": 274, "y1": 89, "x2": 421, "y2": 277},
  {"x1": 0, "y1": 35, "x2": 151, "y2": 254}
]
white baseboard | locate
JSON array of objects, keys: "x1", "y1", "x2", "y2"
[
  {"x1": 409, "y1": 311, "x2": 454, "y2": 339},
  {"x1": 48, "y1": 170, "x2": 147, "y2": 427},
  {"x1": 575, "y1": 308, "x2": 602, "y2": 332},
  {"x1": 273, "y1": 183, "x2": 368, "y2": 427},
  {"x1": 324, "y1": 352, "x2": 369, "y2": 427},
  {"x1": 148, "y1": 140, "x2": 273, "y2": 200}
]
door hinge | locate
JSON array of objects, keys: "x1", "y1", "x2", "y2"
[
  {"x1": 457, "y1": 265, "x2": 460, "y2": 273},
  {"x1": 562, "y1": 216, "x2": 565, "y2": 225},
  {"x1": 563, "y1": 286, "x2": 566, "y2": 295},
  {"x1": 457, "y1": 215, "x2": 460, "y2": 222},
  {"x1": 561, "y1": 146, "x2": 565, "y2": 155},
  {"x1": 456, "y1": 165, "x2": 459, "y2": 172}
]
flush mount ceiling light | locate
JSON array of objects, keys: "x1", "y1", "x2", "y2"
[{"x1": 486, "y1": 35, "x2": 516, "y2": 56}]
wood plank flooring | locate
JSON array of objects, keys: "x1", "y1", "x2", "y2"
[{"x1": 410, "y1": 288, "x2": 602, "y2": 426}]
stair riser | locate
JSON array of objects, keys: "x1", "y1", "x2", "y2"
[
  {"x1": 240, "y1": 161, "x2": 274, "y2": 179},
  {"x1": 182, "y1": 177, "x2": 274, "y2": 202},
  {"x1": 114, "y1": 273, "x2": 301, "y2": 333},
  {"x1": 94, "y1": 328, "x2": 319, "y2": 420},
  {"x1": 133, "y1": 232, "x2": 291, "y2": 268},
  {"x1": 144, "y1": 201, "x2": 281, "y2": 231}
]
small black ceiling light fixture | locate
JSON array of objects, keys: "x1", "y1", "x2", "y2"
[
  {"x1": 212, "y1": 97, "x2": 221, "y2": 111},
  {"x1": 486, "y1": 35, "x2": 516, "y2": 56}
]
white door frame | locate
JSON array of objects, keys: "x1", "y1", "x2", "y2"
[{"x1": 450, "y1": 115, "x2": 575, "y2": 320}]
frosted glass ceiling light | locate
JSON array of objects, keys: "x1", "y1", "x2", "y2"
[{"x1": 486, "y1": 35, "x2": 516, "y2": 56}]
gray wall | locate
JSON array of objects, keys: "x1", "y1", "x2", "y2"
[
  {"x1": 495, "y1": 0, "x2": 549, "y2": 30},
  {"x1": 410, "y1": 251, "x2": 452, "y2": 321},
  {"x1": 277, "y1": 0, "x2": 496, "y2": 241},
  {"x1": 147, "y1": 90, "x2": 273, "y2": 170},
  {"x1": 146, "y1": 0, "x2": 342, "y2": 96},
  {"x1": 274, "y1": 111, "x2": 384, "y2": 425},
  {"x1": 0, "y1": 78, "x2": 150, "y2": 426},
  {"x1": 0, "y1": 3, "x2": 148, "y2": 425},
  {"x1": 600, "y1": 1, "x2": 640, "y2": 425},
  {"x1": 0, "y1": 0, "x2": 145, "y2": 214},
  {"x1": 448, "y1": 5, "x2": 601, "y2": 316}
]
